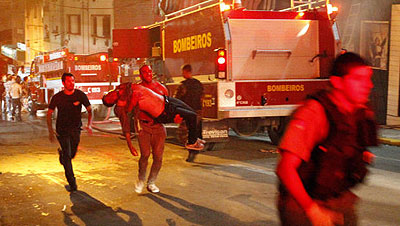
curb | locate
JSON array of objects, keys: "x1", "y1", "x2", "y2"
[{"x1": 378, "y1": 137, "x2": 400, "y2": 146}]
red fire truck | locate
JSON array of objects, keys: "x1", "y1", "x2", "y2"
[
  {"x1": 112, "y1": 0, "x2": 339, "y2": 144},
  {"x1": 29, "y1": 48, "x2": 119, "y2": 118}
]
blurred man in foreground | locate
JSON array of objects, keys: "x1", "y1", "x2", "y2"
[{"x1": 276, "y1": 52, "x2": 378, "y2": 226}]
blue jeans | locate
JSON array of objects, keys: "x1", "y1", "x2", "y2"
[{"x1": 57, "y1": 130, "x2": 81, "y2": 187}]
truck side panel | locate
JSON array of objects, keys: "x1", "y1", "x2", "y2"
[
  {"x1": 229, "y1": 19, "x2": 320, "y2": 80},
  {"x1": 164, "y1": 4, "x2": 225, "y2": 77}
]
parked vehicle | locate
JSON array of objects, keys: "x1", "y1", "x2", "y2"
[
  {"x1": 29, "y1": 48, "x2": 119, "y2": 118},
  {"x1": 112, "y1": 0, "x2": 339, "y2": 144}
]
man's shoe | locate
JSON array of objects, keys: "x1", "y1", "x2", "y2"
[
  {"x1": 147, "y1": 183, "x2": 160, "y2": 193},
  {"x1": 134, "y1": 180, "x2": 145, "y2": 194},
  {"x1": 197, "y1": 138, "x2": 206, "y2": 145},
  {"x1": 58, "y1": 148, "x2": 64, "y2": 165},
  {"x1": 185, "y1": 140, "x2": 204, "y2": 151}
]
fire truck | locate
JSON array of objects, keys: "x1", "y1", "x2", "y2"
[
  {"x1": 112, "y1": 0, "x2": 340, "y2": 144},
  {"x1": 29, "y1": 48, "x2": 119, "y2": 118}
]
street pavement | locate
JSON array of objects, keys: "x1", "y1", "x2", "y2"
[{"x1": 1, "y1": 113, "x2": 400, "y2": 225}]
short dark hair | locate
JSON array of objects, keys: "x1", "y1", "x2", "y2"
[
  {"x1": 330, "y1": 52, "x2": 369, "y2": 77},
  {"x1": 62, "y1": 73, "x2": 74, "y2": 82},
  {"x1": 139, "y1": 65, "x2": 150, "y2": 75},
  {"x1": 182, "y1": 64, "x2": 192, "y2": 72},
  {"x1": 102, "y1": 90, "x2": 118, "y2": 107}
]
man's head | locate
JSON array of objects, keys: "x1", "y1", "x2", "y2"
[
  {"x1": 181, "y1": 64, "x2": 192, "y2": 79},
  {"x1": 330, "y1": 52, "x2": 373, "y2": 105},
  {"x1": 139, "y1": 65, "x2": 153, "y2": 83},
  {"x1": 102, "y1": 90, "x2": 119, "y2": 107},
  {"x1": 62, "y1": 73, "x2": 75, "y2": 92}
]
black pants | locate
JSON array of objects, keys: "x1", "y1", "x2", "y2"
[
  {"x1": 57, "y1": 130, "x2": 80, "y2": 187},
  {"x1": 11, "y1": 98, "x2": 21, "y2": 121},
  {"x1": 156, "y1": 96, "x2": 198, "y2": 144}
]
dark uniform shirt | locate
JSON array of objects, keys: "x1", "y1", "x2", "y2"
[
  {"x1": 49, "y1": 89, "x2": 90, "y2": 135},
  {"x1": 175, "y1": 78, "x2": 203, "y2": 111}
]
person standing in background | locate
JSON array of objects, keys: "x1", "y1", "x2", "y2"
[
  {"x1": 9, "y1": 76, "x2": 22, "y2": 121},
  {"x1": 175, "y1": 64, "x2": 204, "y2": 162}
]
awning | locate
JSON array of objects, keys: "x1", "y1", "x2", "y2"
[{"x1": 1, "y1": 44, "x2": 25, "y2": 62}]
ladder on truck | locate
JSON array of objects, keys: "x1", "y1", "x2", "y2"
[{"x1": 280, "y1": 0, "x2": 329, "y2": 12}]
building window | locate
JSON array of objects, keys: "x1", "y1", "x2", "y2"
[
  {"x1": 67, "y1": 14, "x2": 81, "y2": 35},
  {"x1": 91, "y1": 15, "x2": 110, "y2": 38}
]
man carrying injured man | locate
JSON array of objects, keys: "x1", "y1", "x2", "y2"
[{"x1": 102, "y1": 83, "x2": 205, "y2": 153}]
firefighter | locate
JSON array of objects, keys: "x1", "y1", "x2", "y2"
[
  {"x1": 175, "y1": 64, "x2": 204, "y2": 162},
  {"x1": 47, "y1": 73, "x2": 93, "y2": 192},
  {"x1": 276, "y1": 52, "x2": 377, "y2": 226}
]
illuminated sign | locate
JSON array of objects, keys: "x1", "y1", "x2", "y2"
[
  {"x1": 173, "y1": 32, "x2": 212, "y2": 53},
  {"x1": 48, "y1": 49, "x2": 67, "y2": 61},
  {"x1": 75, "y1": 65, "x2": 102, "y2": 71},
  {"x1": 38, "y1": 61, "x2": 63, "y2": 73}
]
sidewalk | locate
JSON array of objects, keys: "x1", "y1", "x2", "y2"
[{"x1": 379, "y1": 126, "x2": 400, "y2": 146}]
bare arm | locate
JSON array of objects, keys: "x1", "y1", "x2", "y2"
[
  {"x1": 85, "y1": 105, "x2": 93, "y2": 134},
  {"x1": 277, "y1": 151, "x2": 343, "y2": 226},
  {"x1": 47, "y1": 109, "x2": 57, "y2": 143},
  {"x1": 124, "y1": 132, "x2": 138, "y2": 156}
]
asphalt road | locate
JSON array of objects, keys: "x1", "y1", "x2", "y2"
[{"x1": 0, "y1": 114, "x2": 399, "y2": 225}]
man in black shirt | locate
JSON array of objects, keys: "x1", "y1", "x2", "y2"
[
  {"x1": 175, "y1": 64, "x2": 204, "y2": 162},
  {"x1": 47, "y1": 73, "x2": 92, "y2": 192}
]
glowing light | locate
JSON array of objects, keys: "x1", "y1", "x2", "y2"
[
  {"x1": 218, "y1": 50, "x2": 225, "y2": 57},
  {"x1": 113, "y1": 58, "x2": 119, "y2": 62},
  {"x1": 327, "y1": 4, "x2": 338, "y2": 15},
  {"x1": 299, "y1": 12, "x2": 305, "y2": 17},
  {"x1": 297, "y1": 23, "x2": 310, "y2": 37},
  {"x1": 218, "y1": 57, "x2": 226, "y2": 64},
  {"x1": 74, "y1": 56, "x2": 78, "y2": 61},
  {"x1": 100, "y1": 55, "x2": 107, "y2": 62},
  {"x1": 220, "y1": 2, "x2": 231, "y2": 12}
]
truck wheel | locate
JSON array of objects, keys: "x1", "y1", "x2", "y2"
[
  {"x1": 232, "y1": 118, "x2": 260, "y2": 137},
  {"x1": 267, "y1": 117, "x2": 288, "y2": 145},
  {"x1": 92, "y1": 104, "x2": 110, "y2": 120},
  {"x1": 28, "y1": 101, "x2": 37, "y2": 116}
]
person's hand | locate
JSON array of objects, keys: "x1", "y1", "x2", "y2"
[
  {"x1": 129, "y1": 147, "x2": 138, "y2": 156},
  {"x1": 305, "y1": 202, "x2": 344, "y2": 226},
  {"x1": 85, "y1": 125, "x2": 93, "y2": 135},
  {"x1": 48, "y1": 131, "x2": 58, "y2": 143},
  {"x1": 174, "y1": 114, "x2": 183, "y2": 124},
  {"x1": 363, "y1": 151, "x2": 375, "y2": 164}
]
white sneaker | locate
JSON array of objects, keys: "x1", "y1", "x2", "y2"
[
  {"x1": 147, "y1": 183, "x2": 160, "y2": 193},
  {"x1": 134, "y1": 180, "x2": 145, "y2": 193}
]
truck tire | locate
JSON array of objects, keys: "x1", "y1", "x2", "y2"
[
  {"x1": 232, "y1": 118, "x2": 260, "y2": 137},
  {"x1": 92, "y1": 104, "x2": 110, "y2": 120},
  {"x1": 28, "y1": 100, "x2": 37, "y2": 116},
  {"x1": 267, "y1": 117, "x2": 288, "y2": 145}
]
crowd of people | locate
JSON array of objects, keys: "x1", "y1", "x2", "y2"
[{"x1": 0, "y1": 74, "x2": 30, "y2": 121}]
